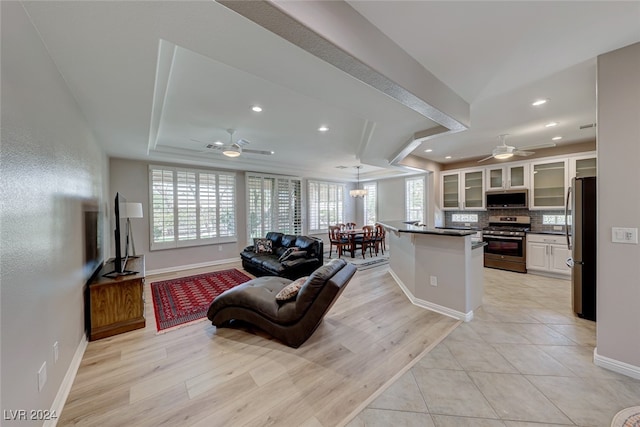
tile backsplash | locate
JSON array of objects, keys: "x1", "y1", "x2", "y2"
[{"x1": 444, "y1": 209, "x2": 566, "y2": 232}]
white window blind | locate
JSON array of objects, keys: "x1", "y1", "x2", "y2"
[
  {"x1": 308, "y1": 180, "x2": 344, "y2": 232},
  {"x1": 363, "y1": 182, "x2": 377, "y2": 225},
  {"x1": 150, "y1": 166, "x2": 237, "y2": 250},
  {"x1": 246, "y1": 173, "x2": 302, "y2": 242},
  {"x1": 405, "y1": 176, "x2": 425, "y2": 223}
]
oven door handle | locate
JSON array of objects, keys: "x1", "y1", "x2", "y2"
[{"x1": 483, "y1": 236, "x2": 523, "y2": 241}]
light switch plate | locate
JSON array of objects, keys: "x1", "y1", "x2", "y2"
[{"x1": 612, "y1": 227, "x2": 639, "y2": 244}]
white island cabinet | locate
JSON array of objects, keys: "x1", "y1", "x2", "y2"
[{"x1": 378, "y1": 221, "x2": 486, "y2": 321}]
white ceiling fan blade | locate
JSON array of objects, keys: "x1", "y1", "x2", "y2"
[
  {"x1": 514, "y1": 150, "x2": 534, "y2": 156},
  {"x1": 243, "y1": 149, "x2": 274, "y2": 155},
  {"x1": 477, "y1": 155, "x2": 494, "y2": 163},
  {"x1": 519, "y1": 142, "x2": 556, "y2": 150},
  {"x1": 235, "y1": 138, "x2": 251, "y2": 147}
]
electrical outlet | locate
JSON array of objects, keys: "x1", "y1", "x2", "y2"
[
  {"x1": 38, "y1": 362, "x2": 47, "y2": 392},
  {"x1": 53, "y1": 341, "x2": 59, "y2": 363},
  {"x1": 430, "y1": 276, "x2": 438, "y2": 286},
  {"x1": 218, "y1": 245, "x2": 223, "y2": 252}
]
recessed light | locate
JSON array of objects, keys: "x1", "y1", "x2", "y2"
[
  {"x1": 552, "y1": 136, "x2": 563, "y2": 141},
  {"x1": 425, "y1": 149, "x2": 433, "y2": 153},
  {"x1": 532, "y1": 99, "x2": 548, "y2": 106},
  {"x1": 214, "y1": 141, "x2": 223, "y2": 146},
  {"x1": 445, "y1": 156, "x2": 452, "y2": 159},
  {"x1": 318, "y1": 126, "x2": 329, "y2": 132},
  {"x1": 545, "y1": 122, "x2": 559, "y2": 127},
  {"x1": 251, "y1": 105, "x2": 262, "y2": 112}
]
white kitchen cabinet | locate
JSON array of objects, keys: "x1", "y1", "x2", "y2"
[
  {"x1": 486, "y1": 163, "x2": 529, "y2": 191},
  {"x1": 569, "y1": 153, "x2": 597, "y2": 179},
  {"x1": 530, "y1": 159, "x2": 568, "y2": 209},
  {"x1": 526, "y1": 233, "x2": 571, "y2": 278},
  {"x1": 441, "y1": 169, "x2": 485, "y2": 210}
]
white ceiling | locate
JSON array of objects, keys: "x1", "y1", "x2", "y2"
[{"x1": 21, "y1": 1, "x2": 640, "y2": 180}]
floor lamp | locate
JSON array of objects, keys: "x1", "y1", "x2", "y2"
[{"x1": 124, "y1": 202, "x2": 143, "y2": 257}]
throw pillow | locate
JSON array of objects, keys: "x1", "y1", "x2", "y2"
[
  {"x1": 253, "y1": 238, "x2": 273, "y2": 254},
  {"x1": 278, "y1": 246, "x2": 300, "y2": 262},
  {"x1": 275, "y1": 276, "x2": 308, "y2": 301}
]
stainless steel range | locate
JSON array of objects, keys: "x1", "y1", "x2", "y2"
[{"x1": 483, "y1": 216, "x2": 530, "y2": 273}]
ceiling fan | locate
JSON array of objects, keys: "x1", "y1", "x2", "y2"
[
  {"x1": 477, "y1": 134, "x2": 555, "y2": 163},
  {"x1": 192, "y1": 129, "x2": 274, "y2": 158}
]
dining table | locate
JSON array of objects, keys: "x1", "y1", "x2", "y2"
[{"x1": 339, "y1": 229, "x2": 366, "y2": 258}]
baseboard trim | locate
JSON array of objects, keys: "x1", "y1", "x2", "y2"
[
  {"x1": 146, "y1": 257, "x2": 241, "y2": 276},
  {"x1": 46, "y1": 334, "x2": 88, "y2": 427},
  {"x1": 388, "y1": 269, "x2": 472, "y2": 322},
  {"x1": 594, "y1": 347, "x2": 640, "y2": 380}
]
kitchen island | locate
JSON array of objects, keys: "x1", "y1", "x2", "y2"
[{"x1": 378, "y1": 220, "x2": 486, "y2": 321}]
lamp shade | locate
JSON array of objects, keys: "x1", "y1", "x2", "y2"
[{"x1": 124, "y1": 202, "x2": 143, "y2": 219}]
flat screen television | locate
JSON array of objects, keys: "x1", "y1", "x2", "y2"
[
  {"x1": 83, "y1": 200, "x2": 103, "y2": 280},
  {"x1": 105, "y1": 192, "x2": 137, "y2": 277}
]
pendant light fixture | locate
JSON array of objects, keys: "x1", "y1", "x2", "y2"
[{"x1": 349, "y1": 165, "x2": 368, "y2": 198}]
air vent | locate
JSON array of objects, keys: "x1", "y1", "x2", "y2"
[
  {"x1": 335, "y1": 165, "x2": 348, "y2": 169},
  {"x1": 579, "y1": 123, "x2": 596, "y2": 130},
  {"x1": 206, "y1": 144, "x2": 215, "y2": 149}
]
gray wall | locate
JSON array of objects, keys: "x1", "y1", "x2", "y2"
[
  {"x1": 596, "y1": 42, "x2": 640, "y2": 369},
  {"x1": 1, "y1": 2, "x2": 108, "y2": 423}
]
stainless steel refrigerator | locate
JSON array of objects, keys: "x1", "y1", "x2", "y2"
[{"x1": 565, "y1": 176, "x2": 597, "y2": 321}]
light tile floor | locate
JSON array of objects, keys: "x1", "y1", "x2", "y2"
[{"x1": 347, "y1": 267, "x2": 640, "y2": 427}]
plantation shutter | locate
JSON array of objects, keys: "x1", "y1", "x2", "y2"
[
  {"x1": 363, "y1": 182, "x2": 377, "y2": 225},
  {"x1": 218, "y1": 173, "x2": 236, "y2": 238},
  {"x1": 405, "y1": 176, "x2": 425, "y2": 222},
  {"x1": 308, "y1": 180, "x2": 345, "y2": 233},
  {"x1": 199, "y1": 173, "x2": 217, "y2": 239},
  {"x1": 176, "y1": 171, "x2": 197, "y2": 241},
  {"x1": 151, "y1": 169, "x2": 175, "y2": 244},
  {"x1": 246, "y1": 173, "x2": 302, "y2": 242},
  {"x1": 149, "y1": 166, "x2": 237, "y2": 250}
]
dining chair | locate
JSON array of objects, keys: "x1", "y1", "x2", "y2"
[
  {"x1": 328, "y1": 225, "x2": 349, "y2": 258},
  {"x1": 374, "y1": 223, "x2": 386, "y2": 255},
  {"x1": 336, "y1": 223, "x2": 347, "y2": 231},
  {"x1": 345, "y1": 222, "x2": 356, "y2": 230},
  {"x1": 358, "y1": 225, "x2": 376, "y2": 258}
]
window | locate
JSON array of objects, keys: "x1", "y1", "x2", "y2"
[
  {"x1": 308, "y1": 180, "x2": 345, "y2": 233},
  {"x1": 150, "y1": 166, "x2": 236, "y2": 249},
  {"x1": 543, "y1": 214, "x2": 571, "y2": 225},
  {"x1": 363, "y1": 182, "x2": 377, "y2": 225},
  {"x1": 405, "y1": 176, "x2": 425, "y2": 222},
  {"x1": 452, "y1": 213, "x2": 478, "y2": 223},
  {"x1": 247, "y1": 173, "x2": 302, "y2": 242}
]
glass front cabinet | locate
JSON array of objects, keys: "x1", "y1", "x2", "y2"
[
  {"x1": 486, "y1": 163, "x2": 529, "y2": 191},
  {"x1": 570, "y1": 154, "x2": 597, "y2": 179},
  {"x1": 530, "y1": 159, "x2": 568, "y2": 209},
  {"x1": 441, "y1": 169, "x2": 485, "y2": 210}
]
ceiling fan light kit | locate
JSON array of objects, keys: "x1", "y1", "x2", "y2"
[{"x1": 222, "y1": 145, "x2": 242, "y2": 157}]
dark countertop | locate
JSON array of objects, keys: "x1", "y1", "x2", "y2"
[
  {"x1": 437, "y1": 226, "x2": 482, "y2": 231},
  {"x1": 472, "y1": 241, "x2": 488, "y2": 250},
  {"x1": 378, "y1": 220, "x2": 477, "y2": 237}
]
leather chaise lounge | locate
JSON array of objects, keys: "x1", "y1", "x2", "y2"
[{"x1": 206, "y1": 259, "x2": 357, "y2": 348}]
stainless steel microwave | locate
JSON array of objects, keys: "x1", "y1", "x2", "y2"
[{"x1": 486, "y1": 189, "x2": 528, "y2": 209}]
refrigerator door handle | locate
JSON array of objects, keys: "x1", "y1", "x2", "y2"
[{"x1": 565, "y1": 186, "x2": 572, "y2": 250}]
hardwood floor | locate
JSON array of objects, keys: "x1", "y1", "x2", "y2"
[{"x1": 58, "y1": 262, "x2": 459, "y2": 426}]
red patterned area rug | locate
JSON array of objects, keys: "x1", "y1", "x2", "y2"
[{"x1": 151, "y1": 269, "x2": 252, "y2": 333}]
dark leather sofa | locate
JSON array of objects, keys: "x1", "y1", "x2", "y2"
[
  {"x1": 207, "y1": 259, "x2": 357, "y2": 347},
  {"x1": 240, "y1": 232, "x2": 323, "y2": 280}
]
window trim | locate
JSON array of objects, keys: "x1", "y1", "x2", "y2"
[{"x1": 149, "y1": 165, "x2": 237, "y2": 251}]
